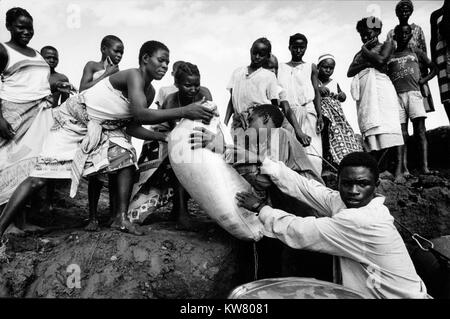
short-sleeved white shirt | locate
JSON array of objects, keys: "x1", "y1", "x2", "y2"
[
  {"x1": 226, "y1": 66, "x2": 279, "y2": 114},
  {"x1": 155, "y1": 84, "x2": 178, "y2": 108}
]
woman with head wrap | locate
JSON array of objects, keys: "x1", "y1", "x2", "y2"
[
  {"x1": 386, "y1": 0, "x2": 435, "y2": 113},
  {"x1": 317, "y1": 54, "x2": 362, "y2": 169}
]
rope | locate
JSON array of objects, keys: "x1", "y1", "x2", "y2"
[
  {"x1": 394, "y1": 219, "x2": 450, "y2": 265},
  {"x1": 306, "y1": 143, "x2": 338, "y2": 173},
  {"x1": 253, "y1": 242, "x2": 259, "y2": 281},
  {"x1": 377, "y1": 148, "x2": 390, "y2": 167}
]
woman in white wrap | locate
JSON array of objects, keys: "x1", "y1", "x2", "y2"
[
  {"x1": 347, "y1": 17, "x2": 403, "y2": 159},
  {"x1": 0, "y1": 8, "x2": 56, "y2": 235}
]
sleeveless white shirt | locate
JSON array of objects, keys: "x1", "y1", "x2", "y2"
[{"x1": 0, "y1": 43, "x2": 51, "y2": 103}]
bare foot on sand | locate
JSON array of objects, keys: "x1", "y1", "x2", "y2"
[
  {"x1": 5, "y1": 224, "x2": 25, "y2": 237},
  {"x1": 110, "y1": 218, "x2": 143, "y2": 236},
  {"x1": 84, "y1": 219, "x2": 100, "y2": 232}
]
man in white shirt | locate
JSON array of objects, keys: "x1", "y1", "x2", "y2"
[{"x1": 236, "y1": 151, "x2": 428, "y2": 299}]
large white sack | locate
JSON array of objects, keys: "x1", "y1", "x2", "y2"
[{"x1": 168, "y1": 104, "x2": 264, "y2": 241}]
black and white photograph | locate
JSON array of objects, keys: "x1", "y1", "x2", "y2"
[{"x1": 0, "y1": 0, "x2": 449, "y2": 309}]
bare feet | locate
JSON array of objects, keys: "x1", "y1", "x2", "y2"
[
  {"x1": 110, "y1": 218, "x2": 143, "y2": 236},
  {"x1": 84, "y1": 219, "x2": 100, "y2": 232},
  {"x1": 5, "y1": 224, "x2": 25, "y2": 237},
  {"x1": 403, "y1": 171, "x2": 413, "y2": 179}
]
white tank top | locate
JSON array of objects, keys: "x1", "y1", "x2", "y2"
[
  {"x1": 0, "y1": 43, "x2": 51, "y2": 103},
  {"x1": 92, "y1": 69, "x2": 105, "y2": 81}
]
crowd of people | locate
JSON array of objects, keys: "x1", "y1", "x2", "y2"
[{"x1": 0, "y1": 0, "x2": 449, "y2": 299}]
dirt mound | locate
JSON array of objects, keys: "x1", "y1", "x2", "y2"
[{"x1": 0, "y1": 178, "x2": 244, "y2": 298}]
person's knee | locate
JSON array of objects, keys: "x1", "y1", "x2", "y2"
[{"x1": 413, "y1": 119, "x2": 427, "y2": 138}]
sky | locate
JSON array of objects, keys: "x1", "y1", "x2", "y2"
[{"x1": 0, "y1": 0, "x2": 447, "y2": 154}]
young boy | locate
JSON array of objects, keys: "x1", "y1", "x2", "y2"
[
  {"x1": 387, "y1": 24, "x2": 438, "y2": 182},
  {"x1": 38, "y1": 45, "x2": 76, "y2": 216},
  {"x1": 277, "y1": 33, "x2": 324, "y2": 175},
  {"x1": 41, "y1": 46, "x2": 75, "y2": 106},
  {"x1": 0, "y1": 40, "x2": 217, "y2": 242},
  {"x1": 235, "y1": 151, "x2": 428, "y2": 299},
  {"x1": 224, "y1": 38, "x2": 279, "y2": 133}
]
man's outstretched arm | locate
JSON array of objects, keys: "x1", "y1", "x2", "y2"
[{"x1": 260, "y1": 157, "x2": 340, "y2": 216}]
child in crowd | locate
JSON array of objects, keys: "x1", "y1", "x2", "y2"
[
  {"x1": 0, "y1": 41, "x2": 216, "y2": 241},
  {"x1": 277, "y1": 33, "x2": 324, "y2": 175},
  {"x1": 41, "y1": 46, "x2": 75, "y2": 106},
  {"x1": 347, "y1": 17, "x2": 404, "y2": 165},
  {"x1": 39, "y1": 45, "x2": 76, "y2": 214},
  {"x1": 317, "y1": 53, "x2": 362, "y2": 170},
  {"x1": 154, "y1": 60, "x2": 184, "y2": 109},
  {"x1": 386, "y1": 0, "x2": 435, "y2": 114},
  {"x1": 78, "y1": 35, "x2": 124, "y2": 231},
  {"x1": 387, "y1": 24, "x2": 437, "y2": 182},
  {"x1": 224, "y1": 37, "x2": 279, "y2": 133}
]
